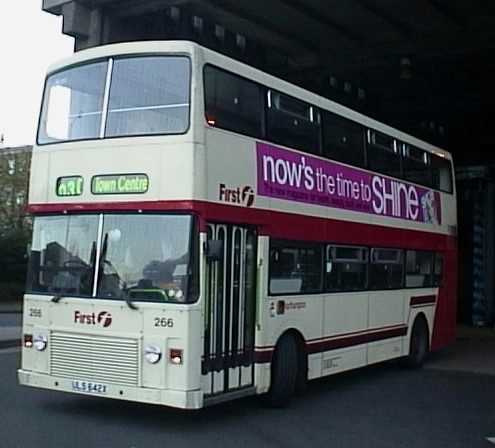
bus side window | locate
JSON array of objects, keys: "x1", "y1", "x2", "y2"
[
  {"x1": 431, "y1": 154, "x2": 453, "y2": 193},
  {"x1": 266, "y1": 90, "x2": 321, "y2": 155},
  {"x1": 402, "y1": 144, "x2": 433, "y2": 187},
  {"x1": 369, "y1": 248, "x2": 404, "y2": 290},
  {"x1": 322, "y1": 112, "x2": 365, "y2": 168},
  {"x1": 433, "y1": 253, "x2": 444, "y2": 286},
  {"x1": 405, "y1": 250, "x2": 434, "y2": 288},
  {"x1": 204, "y1": 65, "x2": 264, "y2": 138},
  {"x1": 269, "y1": 241, "x2": 323, "y2": 295},
  {"x1": 326, "y1": 245, "x2": 368, "y2": 292},
  {"x1": 366, "y1": 130, "x2": 401, "y2": 179}
]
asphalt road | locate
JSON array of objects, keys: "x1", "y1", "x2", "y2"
[{"x1": 1, "y1": 350, "x2": 494, "y2": 448}]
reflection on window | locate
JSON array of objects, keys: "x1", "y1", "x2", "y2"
[
  {"x1": 326, "y1": 245, "x2": 368, "y2": 291},
  {"x1": 369, "y1": 248, "x2": 403, "y2": 290},
  {"x1": 269, "y1": 241, "x2": 322, "y2": 294},
  {"x1": 38, "y1": 62, "x2": 108, "y2": 143},
  {"x1": 406, "y1": 250, "x2": 433, "y2": 288},
  {"x1": 38, "y1": 56, "x2": 191, "y2": 144},
  {"x1": 26, "y1": 216, "x2": 99, "y2": 296},
  {"x1": 26, "y1": 214, "x2": 197, "y2": 304},
  {"x1": 97, "y1": 215, "x2": 192, "y2": 302},
  {"x1": 106, "y1": 57, "x2": 190, "y2": 137}
]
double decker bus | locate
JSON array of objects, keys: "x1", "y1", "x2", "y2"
[{"x1": 18, "y1": 41, "x2": 457, "y2": 408}]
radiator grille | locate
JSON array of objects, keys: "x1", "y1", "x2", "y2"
[{"x1": 50, "y1": 332, "x2": 139, "y2": 386}]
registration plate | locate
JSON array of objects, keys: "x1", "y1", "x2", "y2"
[{"x1": 72, "y1": 380, "x2": 107, "y2": 395}]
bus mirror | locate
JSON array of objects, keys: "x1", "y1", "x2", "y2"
[{"x1": 206, "y1": 240, "x2": 223, "y2": 262}]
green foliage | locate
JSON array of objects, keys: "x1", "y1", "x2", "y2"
[
  {"x1": 0, "y1": 149, "x2": 32, "y2": 300},
  {"x1": 0, "y1": 229, "x2": 30, "y2": 284},
  {"x1": 0, "y1": 229, "x2": 30, "y2": 301}
]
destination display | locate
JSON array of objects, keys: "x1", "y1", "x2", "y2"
[
  {"x1": 91, "y1": 174, "x2": 149, "y2": 195},
  {"x1": 56, "y1": 176, "x2": 83, "y2": 197},
  {"x1": 256, "y1": 142, "x2": 442, "y2": 225}
]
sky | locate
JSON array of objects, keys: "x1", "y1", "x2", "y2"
[{"x1": 0, "y1": 1, "x2": 74, "y2": 147}]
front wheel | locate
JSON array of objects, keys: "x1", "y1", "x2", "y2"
[
  {"x1": 403, "y1": 317, "x2": 429, "y2": 368},
  {"x1": 266, "y1": 334, "x2": 299, "y2": 407}
]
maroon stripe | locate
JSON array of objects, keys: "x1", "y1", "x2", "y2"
[
  {"x1": 28, "y1": 199, "x2": 454, "y2": 250},
  {"x1": 410, "y1": 295, "x2": 437, "y2": 306},
  {"x1": 306, "y1": 326, "x2": 407, "y2": 354},
  {"x1": 254, "y1": 350, "x2": 274, "y2": 364},
  {"x1": 254, "y1": 326, "x2": 407, "y2": 363}
]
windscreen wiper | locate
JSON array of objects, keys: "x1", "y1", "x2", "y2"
[
  {"x1": 51, "y1": 294, "x2": 63, "y2": 303},
  {"x1": 125, "y1": 296, "x2": 139, "y2": 311}
]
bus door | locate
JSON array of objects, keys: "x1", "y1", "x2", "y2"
[{"x1": 202, "y1": 224, "x2": 257, "y2": 397}]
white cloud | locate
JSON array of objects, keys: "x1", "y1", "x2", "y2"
[{"x1": 0, "y1": 1, "x2": 73, "y2": 147}]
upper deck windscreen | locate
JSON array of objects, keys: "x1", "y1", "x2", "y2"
[{"x1": 38, "y1": 56, "x2": 190, "y2": 144}]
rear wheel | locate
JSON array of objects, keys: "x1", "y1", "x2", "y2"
[
  {"x1": 266, "y1": 334, "x2": 298, "y2": 407},
  {"x1": 403, "y1": 317, "x2": 429, "y2": 368}
]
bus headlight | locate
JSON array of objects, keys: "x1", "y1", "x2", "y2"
[
  {"x1": 144, "y1": 345, "x2": 162, "y2": 364},
  {"x1": 33, "y1": 335, "x2": 48, "y2": 351}
]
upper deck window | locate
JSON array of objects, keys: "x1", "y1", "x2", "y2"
[
  {"x1": 204, "y1": 65, "x2": 263, "y2": 138},
  {"x1": 38, "y1": 62, "x2": 108, "y2": 143},
  {"x1": 366, "y1": 130, "x2": 401, "y2": 178},
  {"x1": 38, "y1": 56, "x2": 190, "y2": 144},
  {"x1": 106, "y1": 57, "x2": 190, "y2": 137},
  {"x1": 322, "y1": 112, "x2": 365, "y2": 167},
  {"x1": 431, "y1": 154, "x2": 453, "y2": 193},
  {"x1": 402, "y1": 144, "x2": 433, "y2": 187},
  {"x1": 266, "y1": 91, "x2": 321, "y2": 154}
]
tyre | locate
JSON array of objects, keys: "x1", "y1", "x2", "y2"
[
  {"x1": 295, "y1": 344, "x2": 308, "y2": 395},
  {"x1": 266, "y1": 334, "x2": 299, "y2": 407},
  {"x1": 403, "y1": 317, "x2": 429, "y2": 368}
]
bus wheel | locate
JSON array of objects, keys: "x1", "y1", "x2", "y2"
[
  {"x1": 403, "y1": 316, "x2": 429, "y2": 368},
  {"x1": 266, "y1": 334, "x2": 298, "y2": 407}
]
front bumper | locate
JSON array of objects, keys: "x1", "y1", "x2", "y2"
[{"x1": 17, "y1": 369, "x2": 203, "y2": 409}]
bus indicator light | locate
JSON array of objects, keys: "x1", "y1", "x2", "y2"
[
  {"x1": 170, "y1": 349, "x2": 183, "y2": 365},
  {"x1": 24, "y1": 334, "x2": 33, "y2": 348}
]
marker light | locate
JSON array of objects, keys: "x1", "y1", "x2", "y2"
[
  {"x1": 33, "y1": 335, "x2": 47, "y2": 351},
  {"x1": 169, "y1": 349, "x2": 183, "y2": 365},
  {"x1": 144, "y1": 345, "x2": 162, "y2": 364},
  {"x1": 24, "y1": 334, "x2": 33, "y2": 348}
]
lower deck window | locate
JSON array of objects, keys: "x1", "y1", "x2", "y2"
[
  {"x1": 269, "y1": 241, "x2": 322, "y2": 294},
  {"x1": 406, "y1": 250, "x2": 433, "y2": 288},
  {"x1": 326, "y1": 245, "x2": 368, "y2": 291},
  {"x1": 26, "y1": 213, "x2": 198, "y2": 303},
  {"x1": 368, "y1": 248, "x2": 404, "y2": 290}
]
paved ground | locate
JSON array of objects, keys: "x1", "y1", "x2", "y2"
[
  {"x1": 427, "y1": 327, "x2": 495, "y2": 376},
  {"x1": 1, "y1": 348, "x2": 494, "y2": 448}
]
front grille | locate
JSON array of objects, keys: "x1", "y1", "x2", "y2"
[{"x1": 50, "y1": 332, "x2": 139, "y2": 386}]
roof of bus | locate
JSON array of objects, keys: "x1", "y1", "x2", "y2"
[{"x1": 46, "y1": 40, "x2": 452, "y2": 161}]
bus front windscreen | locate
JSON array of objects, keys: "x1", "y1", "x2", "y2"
[
  {"x1": 38, "y1": 56, "x2": 191, "y2": 144},
  {"x1": 26, "y1": 214, "x2": 197, "y2": 304}
]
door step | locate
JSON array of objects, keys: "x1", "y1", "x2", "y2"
[{"x1": 204, "y1": 386, "x2": 257, "y2": 407}]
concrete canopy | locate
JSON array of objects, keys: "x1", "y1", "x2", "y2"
[{"x1": 43, "y1": 0, "x2": 495, "y2": 164}]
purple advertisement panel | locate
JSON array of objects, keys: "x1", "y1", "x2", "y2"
[{"x1": 256, "y1": 142, "x2": 442, "y2": 225}]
